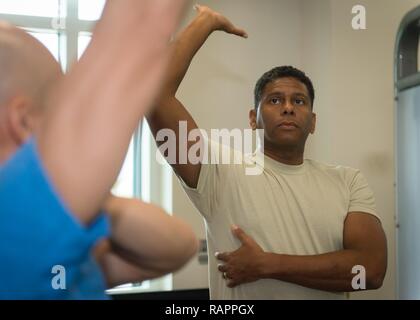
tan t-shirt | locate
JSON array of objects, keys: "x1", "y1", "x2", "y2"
[{"x1": 179, "y1": 140, "x2": 379, "y2": 300}]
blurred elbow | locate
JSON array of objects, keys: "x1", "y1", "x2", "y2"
[
  {"x1": 366, "y1": 265, "x2": 386, "y2": 290},
  {"x1": 176, "y1": 229, "x2": 199, "y2": 268},
  {"x1": 161, "y1": 227, "x2": 199, "y2": 273},
  {"x1": 187, "y1": 232, "x2": 200, "y2": 258}
]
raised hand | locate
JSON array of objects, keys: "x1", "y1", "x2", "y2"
[{"x1": 194, "y1": 4, "x2": 248, "y2": 38}]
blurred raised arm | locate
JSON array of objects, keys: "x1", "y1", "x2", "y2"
[{"x1": 37, "y1": 0, "x2": 187, "y2": 224}]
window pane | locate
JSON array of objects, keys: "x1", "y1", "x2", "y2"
[
  {"x1": 78, "y1": 33, "x2": 91, "y2": 59},
  {"x1": 0, "y1": 0, "x2": 59, "y2": 17},
  {"x1": 78, "y1": 0, "x2": 106, "y2": 21},
  {"x1": 27, "y1": 31, "x2": 59, "y2": 62}
]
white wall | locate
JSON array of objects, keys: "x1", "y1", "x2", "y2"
[
  {"x1": 322, "y1": 0, "x2": 420, "y2": 300},
  {"x1": 169, "y1": 0, "x2": 420, "y2": 299}
]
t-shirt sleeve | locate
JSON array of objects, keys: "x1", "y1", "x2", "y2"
[
  {"x1": 0, "y1": 139, "x2": 110, "y2": 299},
  {"x1": 347, "y1": 170, "x2": 381, "y2": 222},
  {"x1": 176, "y1": 137, "x2": 235, "y2": 221}
]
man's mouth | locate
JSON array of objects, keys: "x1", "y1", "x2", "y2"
[{"x1": 277, "y1": 121, "x2": 298, "y2": 129}]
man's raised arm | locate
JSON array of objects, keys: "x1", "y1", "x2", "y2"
[
  {"x1": 37, "y1": 0, "x2": 187, "y2": 225},
  {"x1": 147, "y1": 5, "x2": 247, "y2": 188}
]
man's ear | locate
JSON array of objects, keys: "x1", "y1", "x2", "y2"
[
  {"x1": 6, "y1": 96, "x2": 34, "y2": 145},
  {"x1": 249, "y1": 108, "x2": 257, "y2": 130},
  {"x1": 310, "y1": 112, "x2": 316, "y2": 134}
]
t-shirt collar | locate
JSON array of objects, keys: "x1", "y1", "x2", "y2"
[{"x1": 256, "y1": 147, "x2": 307, "y2": 175}]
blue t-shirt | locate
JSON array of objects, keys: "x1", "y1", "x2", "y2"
[{"x1": 0, "y1": 139, "x2": 110, "y2": 300}]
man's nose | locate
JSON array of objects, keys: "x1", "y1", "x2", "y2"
[{"x1": 282, "y1": 100, "x2": 295, "y2": 114}]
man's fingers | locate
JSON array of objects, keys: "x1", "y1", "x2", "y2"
[
  {"x1": 228, "y1": 27, "x2": 248, "y2": 39},
  {"x1": 193, "y1": 4, "x2": 248, "y2": 39},
  {"x1": 218, "y1": 264, "x2": 228, "y2": 272},
  {"x1": 231, "y1": 225, "x2": 250, "y2": 244},
  {"x1": 215, "y1": 251, "x2": 229, "y2": 261}
]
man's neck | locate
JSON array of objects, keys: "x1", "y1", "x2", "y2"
[{"x1": 262, "y1": 144, "x2": 305, "y2": 166}]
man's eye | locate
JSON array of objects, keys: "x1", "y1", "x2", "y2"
[
  {"x1": 271, "y1": 98, "x2": 281, "y2": 104},
  {"x1": 295, "y1": 99, "x2": 305, "y2": 105}
]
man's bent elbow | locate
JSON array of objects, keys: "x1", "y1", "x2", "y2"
[
  {"x1": 367, "y1": 268, "x2": 386, "y2": 290},
  {"x1": 367, "y1": 278, "x2": 383, "y2": 290}
]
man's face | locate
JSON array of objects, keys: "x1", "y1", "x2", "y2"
[{"x1": 250, "y1": 77, "x2": 316, "y2": 150}]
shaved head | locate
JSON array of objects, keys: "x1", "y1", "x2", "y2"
[
  {"x1": 0, "y1": 21, "x2": 63, "y2": 162},
  {"x1": 0, "y1": 21, "x2": 62, "y2": 113}
]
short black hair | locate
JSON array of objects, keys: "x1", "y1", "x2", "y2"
[{"x1": 254, "y1": 66, "x2": 315, "y2": 109}]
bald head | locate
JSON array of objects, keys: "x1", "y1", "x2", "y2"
[
  {"x1": 0, "y1": 21, "x2": 63, "y2": 162},
  {"x1": 0, "y1": 21, "x2": 62, "y2": 113}
]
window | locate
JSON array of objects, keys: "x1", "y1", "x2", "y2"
[
  {"x1": 77, "y1": 32, "x2": 91, "y2": 59},
  {"x1": 0, "y1": 0, "x2": 60, "y2": 18},
  {"x1": 0, "y1": 0, "x2": 172, "y2": 294},
  {"x1": 78, "y1": 0, "x2": 105, "y2": 21}
]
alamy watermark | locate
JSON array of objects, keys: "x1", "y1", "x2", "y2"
[
  {"x1": 51, "y1": 17, "x2": 66, "y2": 31},
  {"x1": 51, "y1": 265, "x2": 66, "y2": 290},
  {"x1": 352, "y1": 5, "x2": 367, "y2": 30},
  {"x1": 351, "y1": 265, "x2": 366, "y2": 290},
  {"x1": 155, "y1": 121, "x2": 265, "y2": 176}
]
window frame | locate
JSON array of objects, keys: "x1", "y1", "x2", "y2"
[{"x1": 0, "y1": 0, "x2": 95, "y2": 72}]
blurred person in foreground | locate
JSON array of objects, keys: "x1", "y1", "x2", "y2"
[{"x1": 0, "y1": 0, "x2": 197, "y2": 299}]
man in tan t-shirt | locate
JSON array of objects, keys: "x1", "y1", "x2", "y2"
[{"x1": 147, "y1": 5, "x2": 387, "y2": 299}]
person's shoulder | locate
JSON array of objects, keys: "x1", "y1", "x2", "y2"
[{"x1": 305, "y1": 159, "x2": 361, "y2": 181}]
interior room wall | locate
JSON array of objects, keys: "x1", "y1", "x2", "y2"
[{"x1": 320, "y1": 0, "x2": 420, "y2": 300}]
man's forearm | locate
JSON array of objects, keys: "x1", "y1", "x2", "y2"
[
  {"x1": 105, "y1": 196, "x2": 198, "y2": 272},
  {"x1": 163, "y1": 11, "x2": 218, "y2": 96},
  {"x1": 147, "y1": 10, "x2": 216, "y2": 133},
  {"x1": 147, "y1": 10, "x2": 219, "y2": 188},
  {"x1": 259, "y1": 250, "x2": 385, "y2": 292},
  {"x1": 94, "y1": 240, "x2": 169, "y2": 288}
]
